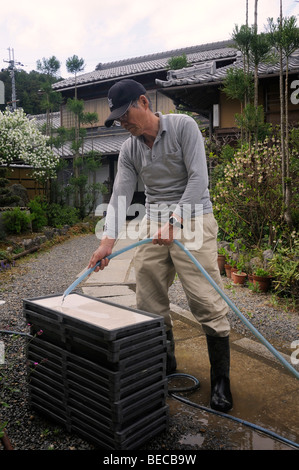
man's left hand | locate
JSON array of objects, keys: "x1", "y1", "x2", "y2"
[{"x1": 153, "y1": 222, "x2": 179, "y2": 246}]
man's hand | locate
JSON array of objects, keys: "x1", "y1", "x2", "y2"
[
  {"x1": 153, "y1": 221, "x2": 179, "y2": 246},
  {"x1": 87, "y1": 237, "x2": 115, "y2": 272}
]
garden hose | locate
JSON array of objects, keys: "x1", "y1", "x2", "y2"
[
  {"x1": 1, "y1": 237, "x2": 298, "y2": 449},
  {"x1": 62, "y1": 237, "x2": 299, "y2": 381}
]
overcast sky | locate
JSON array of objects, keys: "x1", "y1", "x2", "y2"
[{"x1": 1, "y1": 0, "x2": 299, "y2": 78}]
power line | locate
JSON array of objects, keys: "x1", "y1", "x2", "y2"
[{"x1": 3, "y1": 48, "x2": 24, "y2": 111}]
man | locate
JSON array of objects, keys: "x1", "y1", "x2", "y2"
[{"x1": 88, "y1": 79, "x2": 233, "y2": 412}]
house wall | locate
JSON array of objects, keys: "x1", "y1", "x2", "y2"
[
  {"x1": 61, "y1": 91, "x2": 175, "y2": 128},
  {"x1": 7, "y1": 166, "x2": 45, "y2": 201},
  {"x1": 264, "y1": 77, "x2": 299, "y2": 126},
  {"x1": 219, "y1": 77, "x2": 299, "y2": 130},
  {"x1": 219, "y1": 93, "x2": 241, "y2": 128}
]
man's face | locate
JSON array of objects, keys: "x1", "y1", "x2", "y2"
[{"x1": 119, "y1": 97, "x2": 147, "y2": 136}]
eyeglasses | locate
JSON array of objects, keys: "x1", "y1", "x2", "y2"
[{"x1": 114, "y1": 102, "x2": 133, "y2": 126}]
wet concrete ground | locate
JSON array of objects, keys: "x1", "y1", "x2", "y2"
[
  {"x1": 79, "y1": 227, "x2": 299, "y2": 451},
  {"x1": 168, "y1": 314, "x2": 298, "y2": 450}
]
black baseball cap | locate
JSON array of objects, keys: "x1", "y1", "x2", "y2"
[{"x1": 104, "y1": 79, "x2": 146, "y2": 127}]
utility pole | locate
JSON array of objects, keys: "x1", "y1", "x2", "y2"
[{"x1": 3, "y1": 48, "x2": 23, "y2": 111}]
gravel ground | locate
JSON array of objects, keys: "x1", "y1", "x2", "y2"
[{"x1": 0, "y1": 233, "x2": 298, "y2": 452}]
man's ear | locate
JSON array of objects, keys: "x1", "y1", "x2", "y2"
[{"x1": 139, "y1": 95, "x2": 149, "y2": 109}]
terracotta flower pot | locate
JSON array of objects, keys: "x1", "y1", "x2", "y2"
[
  {"x1": 232, "y1": 271, "x2": 247, "y2": 285},
  {"x1": 217, "y1": 254, "x2": 226, "y2": 274},
  {"x1": 224, "y1": 264, "x2": 231, "y2": 278},
  {"x1": 252, "y1": 274, "x2": 272, "y2": 292}
]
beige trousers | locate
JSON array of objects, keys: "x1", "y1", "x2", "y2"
[{"x1": 134, "y1": 213, "x2": 230, "y2": 337}]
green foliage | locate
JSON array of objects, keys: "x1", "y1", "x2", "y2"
[
  {"x1": 66, "y1": 55, "x2": 85, "y2": 76},
  {"x1": 235, "y1": 104, "x2": 271, "y2": 142},
  {"x1": 0, "y1": 69, "x2": 62, "y2": 115},
  {"x1": 167, "y1": 54, "x2": 188, "y2": 70},
  {"x1": 46, "y1": 204, "x2": 80, "y2": 228},
  {"x1": 232, "y1": 24, "x2": 253, "y2": 61},
  {"x1": 66, "y1": 98, "x2": 85, "y2": 118},
  {"x1": 0, "y1": 108, "x2": 59, "y2": 182},
  {"x1": 2, "y1": 208, "x2": 31, "y2": 234},
  {"x1": 28, "y1": 196, "x2": 81, "y2": 230},
  {"x1": 28, "y1": 196, "x2": 48, "y2": 231},
  {"x1": 232, "y1": 24, "x2": 272, "y2": 68},
  {"x1": 254, "y1": 268, "x2": 271, "y2": 277},
  {"x1": 248, "y1": 31, "x2": 272, "y2": 67},
  {"x1": 267, "y1": 15, "x2": 299, "y2": 59},
  {"x1": 212, "y1": 138, "x2": 285, "y2": 245},
  {"x1": 222, "y1": 67, "x2": 254, "y2": 104},
  {"x1": 268, "y1": 238, "x2": 299, "y2": 300},
  {"x1": 36, "y1": 56, "x2": 61, "y2": 77},
  {"x1": 0, "y1": 169, "x2": 21, "y2": 207},
  {"x1": 81, "y1": 112, "x2": 98, "y2": 126}
]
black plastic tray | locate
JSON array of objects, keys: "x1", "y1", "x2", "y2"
[
  {"x1": 24, "y1": 293, "x2": 164, "y2": 341},
  {"x1": 25, "y1": 307, "x2": 165, "y2": 353},
  {"x1": 25, "y1": 293, "x2": 169, "y2": 449},
  {"x1": 70, "y1": 406, "x2": 169, "y2": 450},
  {"x1": 27, "y1": 336, "x2": 166, "y2": 385},
  {"x1": 27, "y1": 334, "x2": 166, "y2": 373},
  {"x1": 31, "y1": 398, "x2": 169, "y2": 450},
  {"x1": 29, "y1": 381, "x2": 167, "y2": 431}
]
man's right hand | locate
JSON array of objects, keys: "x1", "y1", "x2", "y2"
[{"x1": 87, "y1": 237, "x2": 115, "y2": 272}]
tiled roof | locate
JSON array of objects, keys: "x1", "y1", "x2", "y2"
[
  {"x1": 52, "y1": 40, "x2": 236, "y2": 91},
  {"x1": 30, "y1": 112, "x2": 129, "y2": 157},
  {"x1": 53, "y1": 130, "x2": 130, "y2": 157},
  {"x1": 156, "y1": 49, "x2": 299, "y2": 88},
  {"x1": 28, "y1": 111, "x2": 61, "y2": 129}
]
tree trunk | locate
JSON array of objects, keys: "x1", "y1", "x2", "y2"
[
  {"x1": 279, "y1": 1, "x2": 286, "y2": 200},
  {"x1": 284, "y1": 57, "x2": 293, "y2": 228}
]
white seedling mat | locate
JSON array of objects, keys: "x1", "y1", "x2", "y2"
[{"x1": 31, "y1": 294, "x2": 150, "y2": 331}]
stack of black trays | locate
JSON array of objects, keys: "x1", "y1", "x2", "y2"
[{"x1": 23, "y1": 293, "x2": 168, "y2": 450}]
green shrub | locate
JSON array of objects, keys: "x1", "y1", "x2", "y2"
[
  {"x1": 2, "y1": 208, "x2": 31, "y2": 234},
  {"x1": 268, "y1": 238, "x2": 299, "y2": 300},
  {"x1": 254, "y1": 268, "x2": 271, "y2": 277},
  {"x1": 212, "y1": 139, "x2": 283, "y2": 246},
  {"x1": 47, "y1": 203, "x2": 80, "y2": 228},
  {"x1": 29, "y1": 196, "x2": 48, "y2": 231},
  {"x1": 28, "y1": 196, "x2": 81, "y2": 230}
]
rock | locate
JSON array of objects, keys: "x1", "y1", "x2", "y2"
[
  {"x1": 218, "y1": 241, "x2": 230, "y2": 250},
  {"x1": 9, "y1": 184, "x2": 29, "y2": 207},
  {"x1": 34, "y1": 235, "x2": 47, "y2": 245},
  {"x1": 249, "y1": 256, "x2": 263, "y2": 270},
  {"x1": 263, "y1": 249, "x2": 274, "y2": 268},
  {"x1": 60, "y1": 225, "x2": 69, "y2": 235},
  {"x1": 22, "y1": 238, "x2": 34, "y2": 250},
  {"x1": 232, "y1": 239, "x2": 245, "y2": 253},
  {"x1": 43, "y1": 227, "x2": 55, "y2": 240}
]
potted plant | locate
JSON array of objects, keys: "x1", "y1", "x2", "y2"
[
  {"x1": 224, "y1": 258, "x2": 233, "y2": 278},
  {"x1": 232, "y1": 258, "x2": 247, "y2": 285},
  {"x1": 230, "y1": 259, "x2": 238, "y2": 276},
  {"x1": 232, "y1": 270, "x2": 247, "y2": 285},
  {"x1": 252, "y1": 268, "x2": 272, "y2": 292},
  {"x1": 217, "y1": 247, "x2": 227, "y2": 274}
]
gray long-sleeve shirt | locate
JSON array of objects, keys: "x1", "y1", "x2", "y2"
[{"x1": 103, "y1": 112, "x2": 213, "y2": 239}]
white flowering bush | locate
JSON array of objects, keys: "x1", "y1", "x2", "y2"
[
  {"x1": 212, "y1": 138, "x2": 289, "y2": 246},
  {"x1": 0, "y1": 108, "x2": 59, "y2": 181}
]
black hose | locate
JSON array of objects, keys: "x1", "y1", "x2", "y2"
[
  {"x1": 2, "y1": 330, "x2": 298, "y2": 449},
  {"x1": 167, "y1": 373, "x2": 200, "y2": 393},
  {"x1": 0, "y1": 330, "x2": 31, "y2": 337},
  {"x1": 167, "y1": 373, "x2": 299, "y2": 450}
]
